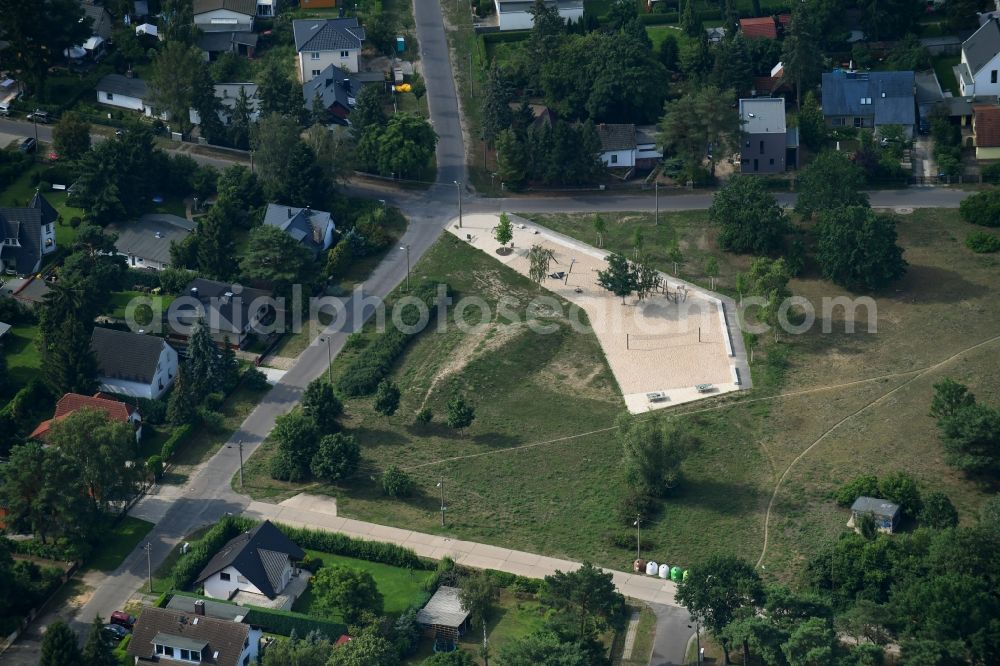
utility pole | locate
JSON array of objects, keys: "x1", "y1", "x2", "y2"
[
  {"x1": 400, "y1": 244, "x2": 410, "y2": 292},
  {"x1": 454, "y1": 180, "x2": 463, "y2": 228},
  {"x1": 437, "y1": 478, "x2": 446, "y2": 527},
  {"x1": 144, "y1": 542, "x2": 153, "y2": 593},
  {"x1": 320, "y1": 336, "x2": 333, "y2": 383},
  {"x1": 654, "y1": 180, "x2": 659, "y2": 226},
  {"x1": 634, "y1": 514, "x2": 641, "y2": 561},
  {"x1": 470, "y1": 52, "x2": 474, "y2": 98},
  {"x1": 237, "y1": 439, "x2": 244, "y2": 487}
]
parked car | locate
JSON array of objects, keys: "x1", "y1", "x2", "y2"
[
  {"x1": 109, "y1": 610, "x2": 135, "y2": 629},
  {"x1": 17, "y1": 137, "x2": 35, "y2": 153},
  {"x1": 102, "y1": 624, "x2": 130, "y2": 642},
  {"x1": 26, "y1": 110, "x2": 50, "y2": 124}
]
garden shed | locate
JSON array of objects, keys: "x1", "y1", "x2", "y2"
[
  {"x1": 848, "y1": 496, "x2": 901, "y2": 534},
  {"x1": 416, "y1": 586, "x2": 469, "y2": 640}
]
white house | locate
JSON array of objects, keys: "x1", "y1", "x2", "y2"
[
  {"x1": 193, "y1": 0, "x2": 256, "y2": 33},
  {"x1": 493, "y1": 0, "x2": 583, "y2": 31},
  {"x1": 262, "y1": 203, "x2": 335, "y2": 257},
  {"x1": 126, "y1": 607, "x2": 261, "y2": 666},
  {"x1": 189, "y1": 82, "x2": 260, "y2": 126},
  {"x1": 596, "y1": 123, "x2": 637, "y2": 168},
  {"x1": 90, "y1": 327, "x2": 179, "y2": 400},
  {"x1": 95, "y1": 74, "x2": 167, "y2": 119},
  {"x1": 0, "y1": 192, "x2": 57, "y2": 276},
  {"x1": 107, "y1": 213, "x2": 195, "y2": 271},
  {"x1": 293, "y1": 18, "x2": 365, "y2": 82},
  {"x1": 957, "y1": 18, "x2": 1000, "y2": 97},
  {"x1": 197, "y1": 521, "x2": 306, "y2": 602}
]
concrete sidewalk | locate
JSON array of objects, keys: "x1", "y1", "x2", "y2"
[{"x1": 244, "y1": 496, "x2": 678, "y2": 607}]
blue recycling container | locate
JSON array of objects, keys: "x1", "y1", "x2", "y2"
[{"x1": 396, "y1": 36, "x2": 405, "y2": 53}]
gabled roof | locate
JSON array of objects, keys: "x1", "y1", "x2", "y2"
[
  {"x1": 263, "y1": 204, "x2": 334, "y2": 255},
  {"x1": 0, "y1": 207, "x2": 43, "y2": 276},
  {"x1": 29, "y1": 191, "x2": 58, "y2": 227},
  {"x1": 126, "y1": 607, "x2": 251, "y2": 666},
  {"x1": 739, "y1": 15, "x2": 789, "y2": 40},
  {"x1": 193, "y1": 0, "x2": 257, "y2": 16},
  {"x1": 740, "y1": 97, "x2": 786, "y2": 134},
  {"x1": 196, "y1": 520, "x2": 305, "y2": 599},
  {"x1": 293, "y1": 18, "x2": 365, "y2": 53},
  {"x1": 820, "y1": 70, "x2": 916, "y2": 126},
  {"x1": 91, "y1": 327, "x2": 170, "y2": 385},
  {"x1": 166, "y1": 596, "x2": 248, "y2": 622},
  {"x1": 30, "y1": 392, "x2": 137, "y2": 440},
  {"x1": 417, "y1": 586, "x2": 469, "y2": 628},
  {"x1": 974, "y1": 104, "x2": 1000, "y2": 147},
  {"x1": 79, "y1": 1, "x2": 113, "y2": 39},
  {"x1": 850, "y1": 496, "x2": 900, "y2": 519},
  {"x1": 178, "y1": 278, "x2": 273, "y2": 336},
  {"x1": 97, "y1": 74, "x2": 150, "y2": 100},
  {"x1": 302, "y1": 65, "x2": 359, "y2": 114},
  {"x1": 0, "y1": 322, "x2": 10, "y2": 339},
  {"x1": 108, "y1": 213, "x2": 194, "y2": 266},
  {"x1": 198, "y1": 30, "x2": 258, "y2": 52},
  {"x1": 596, "y1": 123, "x2": 636, "y2": 152},
  {"x1": 962, "y1": 18, "x2": 1000, "y2": 78}
]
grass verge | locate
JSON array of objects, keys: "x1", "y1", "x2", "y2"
[{"x1": 84, "y1": 517, "x2": 155, "y2": 573}]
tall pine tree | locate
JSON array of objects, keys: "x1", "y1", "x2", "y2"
[
  {"x1": 40, "y1": 620, "x2": 82, "y2": 666},
  {"x1": 186, "y1": 319, "x2": 224, "y2": 400},
  {"x1": 82, "y1": 615, "x2": 117, "y2": 666}
]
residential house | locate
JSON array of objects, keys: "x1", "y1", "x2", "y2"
[
  {"x1": 126, "y1": 607, "x2": 261, "y2": 666},
  {"x1": 416, "y1": 586, "x2": 470, "y2": 641},
  {"x1": 973, "y1": 104, "x2": 1000, "y2": 159},
  {"x1": 193, "y1": 0, "x2": 256, "y2": 33},
  {"x1": 173, "y1": 278, "x2": 275, "y2": 348},
  {"x1": 302, "y1": 65, "x2": 361, "y2": 123},
  {"x1": 848, "y1": 496, "x2": 901, "y2": 534},
  {"x1": 739, "y1": 97, "x2": 796, "y2": 174},
  {"x1": 190, "y1": 83, "x2": 260, "y2": 126},
  {"x1": 196, "y1": 520, "x2": 305, "y2": 603},
  {"x1": 96, "y1": 74, "x2": 165, "y2": 119},
  {"x1": 263, "y1": 203, "x2": 335, "y2": 256},
  {"x1": 91, "y1": 327, "x2": 179, "y2": 400},
  {"x1": 706, "y1": 26, "x2": 726, "y2": 44},
  {"x1": 107, "y1": 213, "x2": 194, "y2": 271},
  {"x1": 739, "y1": 14, "x2": 790, "y2": 40},
  {"x1": 493, "y1": 0, "x2": 583, "y2": 31},
  {"x1": 0, "y1": 192, "x2": 58, "y2": 276},
  {"x1": 751, "y1": 62, "x2": 792, "y2": 98},
  {"x1": 820, "y1": 70, "x2": 917, "y2": 137},
  {"x1": 1, "y1": 275, "x2": 51, "y2": 307},
  {"x1": 256, "y1": 0, "x2": 279, "y2": 17},
  {"x1": 198, "y1": 31, "x2": 258, "y2": 61},
  {"x1": 595, "y1": 124, "x2": 663, "y2": 170},
  {"x1": 77, "y1": 0, "x2": 113, "y2": 54},
  {"x1": 30, "y1": 392, "x2": 142, "y2": 442},
  {"x1": 293, "y1": 18, "x2": 365, "y2": 82},
  {"x1": 956, "y1": 18, "x2": 1000, "y2": 97},
  {"x1": 165, "y1": 597, "x2": 249, "y2": 623}
]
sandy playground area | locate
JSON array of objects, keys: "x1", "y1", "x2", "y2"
[{"x1": 448, "y1": 214, "x2": 751, "y2": 413}]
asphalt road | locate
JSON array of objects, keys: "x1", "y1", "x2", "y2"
[{"x1": 649, "y1": 603, "x2": 696, "y2": 666}]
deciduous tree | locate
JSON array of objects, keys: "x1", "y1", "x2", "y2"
[
  {"x1": 541, "y1": 562, "x2": 626, "y2": 641},
  {"x1": 82, "y1": 615, "x2": 117, "y2": 666},
  {"x1": 597, "y1": 253, "x2": 637, "y2": 304},
  {"x1": 310, "y1": 433, "x2": 360, "y2": 483},
  {"x1": 149, "y1": 42, "x2": 206, "y2": 136},
  {"x1": 446, "y1": 395, "x2": 476, "y2": 432},
  {"x1": 815, "y1": 206, "x2": 907, "y2": 292},
  {"x1": 710, "y1": 176, "x2": 786, "y2": 254},
  {"x1": 52, "y1": 112, "x2": 91, "y2": 161},
  {"x1": 794, "y1": 151, "x2": 869, "y2": 218},
  {"x1": 302, "y1": 379, "x2": 344, "y2": 434},
  {"x1": 373, "y1": 380, "x2": 401, "y2": 418},
  {"x1": 39, "y1": 620, "x2": 82, "y2": 666},
  {"x1": 617, "y1": 414, "x2": 698, "y2": 497},
  {"x1": 269, "y1": 412, "x2": 320, "y2": 482},
  {"x1": 311, "y1": 566, "x2": 384, "y2": 624},
  {"x1": 494, "y1": 213, "x2": 514, "y2": 251}
]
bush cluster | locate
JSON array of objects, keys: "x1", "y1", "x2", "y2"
[
  {"x1": 171, "y1": 516, "x2": 257, "y2": 590},
  {"x1": 242, "y1": 606, "x2": 346, "y2": 639},
  {"x1": 278, "y1": 522, "x2": 431, "y2": 570},
  {"x1": 337, "y1": 284, "x2": 447, "y2": 396},
  {"x1": 159, "y1": 424, "x2": 193, "y2": 462},
  {"x1": 965, "y1": 231, "x2": 1000, "y2": 253}
]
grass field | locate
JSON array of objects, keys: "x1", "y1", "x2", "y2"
[
  {"x1": 933, "y1": 54, "x2": 961, "y2": 97},
  {"x1": 292, "y1": 550, "x2": 434, "y2": 619},
  {"x1": 2, "y1": 324, "x2": 42, "y2": 395},
  {"x1": 107, "y1": 291, "x2": 175, "y2": 321},
  {"x1": 84, "y1": 517, "x2": 155, "y2": 573}
]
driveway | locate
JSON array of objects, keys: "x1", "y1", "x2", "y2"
[{"x1": 649, "y1": 603, "x2": 695, "y2": 666}]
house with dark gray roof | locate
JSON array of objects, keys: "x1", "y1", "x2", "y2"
[
  {"x1": 739, "y1": 97, "x2": 796, "y2": 174},
  {"x1": 595, "y1": 124, "x2": 662, "y2": 171},
  {"x1": 197, "y1": 30, "x2": 258, "y2": 61},
  {"x1": 293, "y1": 17, "x2": 365, "y2": 81},
  {"x1": 91, "y1": 327, "x2": 179, "y2": 400},
  {"x1": 173, "y1": 278, "x2": 275, "y2": 348},
  {"x1": 77, "y1": 0, "x2": 113, "y2": 47},
  {"x1": 302, "y1": 65, "x2": 363, "y2": 124},
  {"x1": 96, "y1": 74, "x2": 165, "y2": 119},
  {"x1": 126, "y1": 606, "x2": 261, "y2": 666},
  {"x1": 108, "y1": 213, "x2": 194, "y2": 271},
  {"x1": 0, "y1": 192, "x2": 58, "y2": 276},
  {"x1": 848, "y1": 496, "x2": 901, "y2": 534},
  {"x1": 820, "y1": 70, "x2": 917, "y2": 137},
  {"x1": 166, "y1": 596, "x2": 249, "y2": 623},
  {"x1": 197, "y1": 520, "x2": 305, "y2": 602},
  {"x1": 193, "y1": 0, "x2": 256, "y2": 33},
  {"x1": 957, "y1": 18, "x2": 1000, "y2": 97},
  {"x1": 263, "y1": 203, "x2": 335, "y2": 256}
]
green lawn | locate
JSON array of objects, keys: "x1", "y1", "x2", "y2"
[
  {"x1": 2, "y1": 324, "x2": 42, "y2": 395},
  {"x1": 292, "y1": 550, "x2": 434, "y2": 618},
  {"x1": 107, "y1": 291, "x2": 175, "y2": 321},
  {"x1": 83, "y1": 517, "x2": 155, "y2": 573},
  {"x1": 933, "y1": 54, "x2": 961, "y2": 97},
  {"x1": 172, "y1": 383, "x2": 272, "y2": 468}
]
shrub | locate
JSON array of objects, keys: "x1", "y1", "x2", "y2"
[
  {"x1": 617, "y1": 490, "x2": 660, "y2": 526},
  {"x1": 160, "y1": 424, "x2": 192, "y2": 461},
  {"x1": 276, "y1": 523, "x2": 430, "y2": 569},
  {"x1": 242, "y1": 366, "x2": 271, "y2": 391},
  {"x1": 69, "y1": 216, "x2": 82, "y2": 228},
  {"x1": 415, "y1": 407, "x2": 432, "y2": 425},
  {"x1": 344, "y1": 331, "x2": 368, "y2": 350},
  {"x1": 982, "y1": 163, "x2": 1000, "y2": 184},
  {"x1": 835, "y1": 475, "x2": 880, "y2": 507},
  {"x1": 337, "y1": 284, "x2": 447, "y2": 396},
  {"x1": 604, "y1": 530, "x2": 655, "y2": 552},
  {"x1": 382, "y1": 465, "x2": 414, "y2": 497},
  {"x1": 965, "y1": 231, "x2": 1000, "y2": 253},
  {"x1": 959, "y1": 189, "x2": 1000, "y2": 227},
  {"x1": 147, "y1": 455, "x2": 164, "y2": 481},
  {"x1": 299, "y1": 554, "x2": 324, "y2": 573},
  {"x1": 242, "y1": 606, "x2": 346, "y2": 639},
  {"x1": 326, "y1": 241, "x2": 354, "y2": 280}
]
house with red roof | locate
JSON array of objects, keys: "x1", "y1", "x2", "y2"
[
  {"x1": 973, "y1": 104, "x2": 1000, "y2": 159},
  {"x1": 739, "y1": 14, "x2": 790, "y2": 40},
  {"x1": 30, "y1": 392, "x2": 142, "y2": 442}
]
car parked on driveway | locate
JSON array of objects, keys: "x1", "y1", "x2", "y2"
[
  {"x1": 109, "y1": 610, "x2": 135, "y2": 629},
  {"x1": 102, "y1": 624, "x2": 130, "y2": 642},
  {"x1": 17, "y1": 137, "x2": 35, "y2": 153}
]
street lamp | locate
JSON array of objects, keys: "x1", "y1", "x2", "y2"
[
  {"x1": 399, "y1": 244, "x2": 410, "y2": 292},
  {"x1": 319, "y1": 336, "x2": 333, "y2": 383},
  {"x1": 436, "y1": 478, "x2": 446, "y2": 527},
  {"x1": 654, "y1": 180, "x2": 659, "y2": 226},
  {"x1": 454, "y1": 180, "x2": 463, "y2": 228},
  {"x1": 227, "y1": 439, "x2": 244, "y2": 487},
  {"x1": 634, "y1": 514, "x2": 641, "y2": 561}
]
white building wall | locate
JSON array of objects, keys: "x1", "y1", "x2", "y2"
[
  {"x1": 203, "y1": 565, "x2": 265, "y2": 600},
  {"x1": 298, "y1": 49, "x2": 360, "y2": 82},
  {"x1": 600, "y1": 149, "x2": 636, "y2": 168},
  {"x1": 97, "y1": 90, "x2": 145, "y2": 112},
  {"x1": 98, "y1": 377, "x2": 156, "y2": 400},
  {"x1": 41, "y1": 222, "x2": 56, "y2": 255},
  {"x1": 495, "y1": 2, "x2": 582, "y2": 30},
  {"x1": 966, "y1": 51, "x2": 1000, "y2": 96}
]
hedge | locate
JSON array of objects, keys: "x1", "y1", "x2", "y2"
[
  {"x1": 171, "y1": 516, "x2": 257, "y2": 590},
  {"x1": 160, "y1": 424, "x2": 193, "y2": 462},
  {"x1": 242, "y1": 606, "x2": 346, "y2": 639},
  {"x1": 336, "y1": 284, "x2": 449, "y2": 396},
  {"x1": 276, "y1": 523, "x2": 433, "y2": 571},
  {"x1": 5, "y1": 537, "x2": 89, "y2": 562},
  {"x1": 640, "y1": 12, "x2": 678, "y2": 25},
  {"x1": 480, "y1": 30, "x2": 530, "y2": 46}
]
